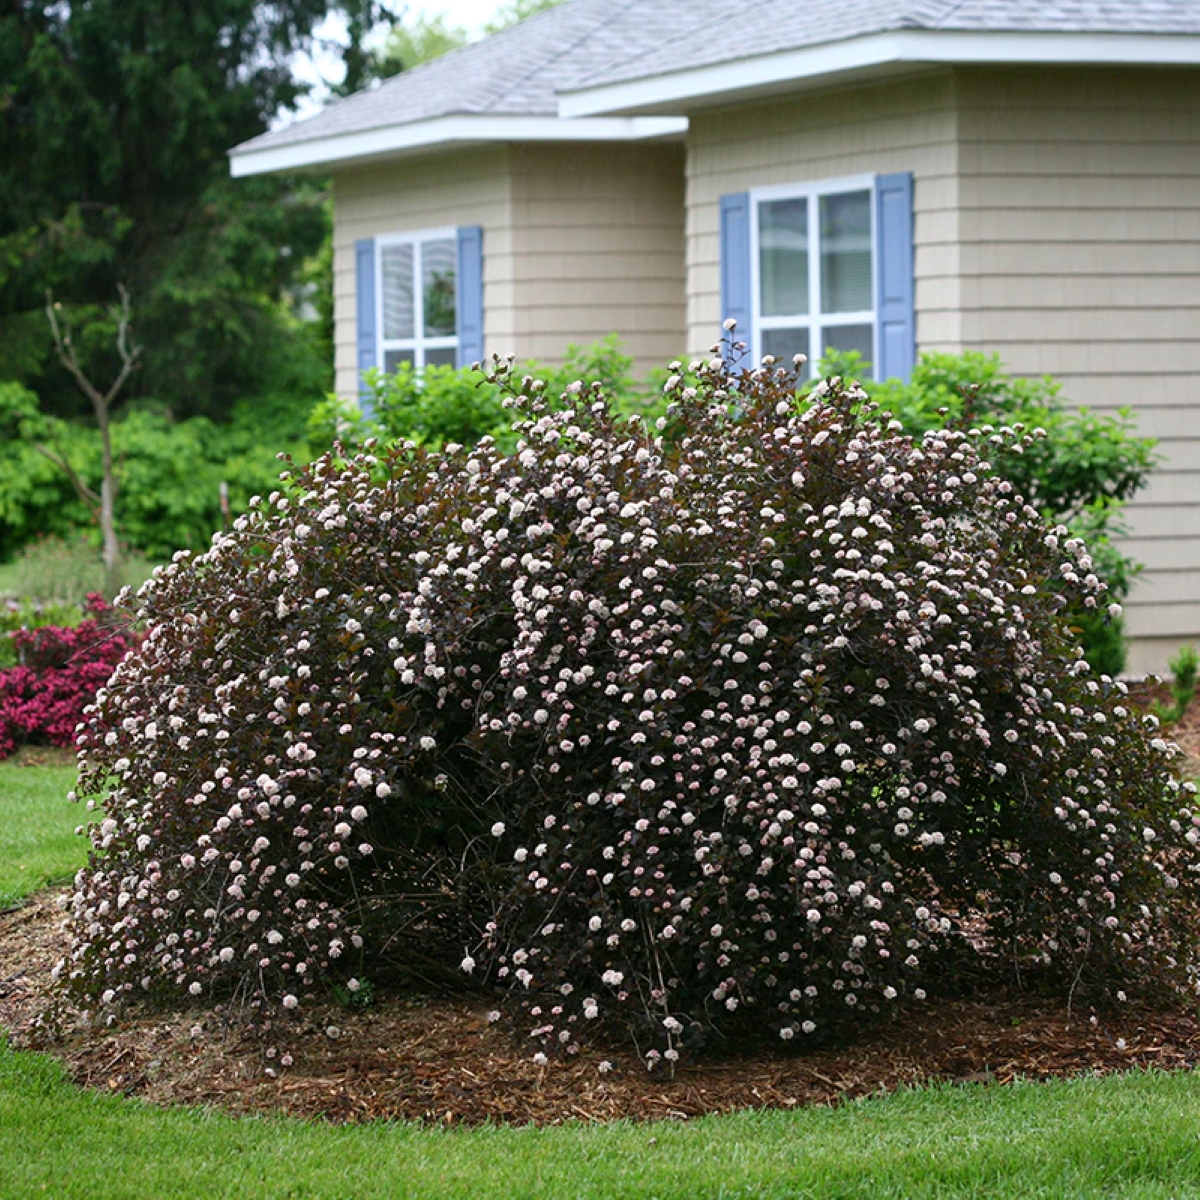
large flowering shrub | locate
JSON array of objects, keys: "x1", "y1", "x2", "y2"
[
  {"x1": 0, "y1": 594, "x2": 137, "y2": 759},
  {"x1": 62, "y1": 350, "x2": 1199, "y2": 1061}
]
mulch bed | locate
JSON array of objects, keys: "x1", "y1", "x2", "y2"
[
  {"x1": 1127, "y1": 676, "x2": 1200, "y2": 773},
  {"x1": 1, "y1": 681, "x2": 1198, "y2": 1128}
]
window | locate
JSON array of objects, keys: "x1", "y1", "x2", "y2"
[
  {"x1": 753, "y1": 176, "x2": 875, "y2": 378},
  {"x1": 377, "y1": 229, "x2": 459, "y2": 371},
  {"x1": 719, "y1": 174, "x2": 913, "y2": 383},
  {"x1": 354, "y1": 226, "x2": 483, "y2": 409}
]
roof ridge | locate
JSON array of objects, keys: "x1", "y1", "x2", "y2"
[
  {"x1": 569, "y1": 0, "x2": 743, "y2": 91},
  {"x1": 479, "y1": 0, "x2": 644, "y2": 114},
  {"x1": 923, "y1": 0, "x2": 972, "y2": 30},
  {"x1": 561, "y1": 0, "x2": 1200, "y2": 99}
]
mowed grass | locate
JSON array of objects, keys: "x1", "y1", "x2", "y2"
[
  {"x1": 5, "y1": 765, "x2": 1200, "y2": 1198},
  {"x1": 3, "y1": 1048, "x2": 1200, "y2": 1199},
  {"x1": 0, "y1": 758, "x2": 84, "y2": 909}
]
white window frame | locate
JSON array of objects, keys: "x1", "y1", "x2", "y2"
[
  {"x1": 375, "y1": 226, "x2": 458, "y2": 371},
  {"x1": 749, "y1": 174, "x2": 876, "y2": 378}
]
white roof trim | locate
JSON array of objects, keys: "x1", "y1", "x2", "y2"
[
  {"x1": 559, "y1": 29, "x2": 1200, "y2": 117},
  {"x1": 230, "y1": 113, "x2": 688, "y2": 176}
]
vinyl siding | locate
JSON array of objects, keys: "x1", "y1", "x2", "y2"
[
  {"x1": 954, "y1": 68, "x2": 1200, "y2": 671},
  {"x1": 332, "y1": 142, "x2": 686, "y2": 395},
  {"x1": 508, "y1": 142, "x2": 687, "y2": 374},
  {"x1": 331, "y1": 148, "x2": 514, "y2": 399},
  {"x1": 683, "y1": 72, "x2": 963, "y2": 358}
]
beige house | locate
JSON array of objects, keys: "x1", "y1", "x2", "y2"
[{"x1": 230, "y1": 0, "x2": 1200, "y2": 673}]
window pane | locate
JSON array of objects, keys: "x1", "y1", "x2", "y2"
[
  {"x1": 819, "y1": 323, "x2": 874, "y2": 374},
  {"x1": 422, "y1": 238, "x2": 457, "y2": 337},
  {"x1": 820, "y1": 191, "x2": 872, "y2": 314},
  {"x1": 383, "y1": 349, "x2": 415, "y2": 374},
  {"x1": 424, "y1": 346, "x2": 457, "y2": 368},
  {"x1": 761, "y1": 326, "x2": 810, "y2": 373},
  {"x1": 759, "y1": 198, "x2": 808, "y2": 317},
  {"x1": 381, "y1": 244, "x2": 415, "y2": 340}
]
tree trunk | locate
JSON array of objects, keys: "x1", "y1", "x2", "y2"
[{"x1": 99, "y1": 431, "x2": 121, "y2": 597}]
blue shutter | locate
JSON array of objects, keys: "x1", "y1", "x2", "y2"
[
  {"x1": 456, "y1": 224, "x2": 484, "y2": 368},
  {"x1": 355, "y1": 237, "x2": 377, "y2": 416},
  {"x1": 719, "y1": 192, "x2": 751, "y2": 360},
  {"x1": 874, "y1": 172, "x2": 915, "y2": 382}
]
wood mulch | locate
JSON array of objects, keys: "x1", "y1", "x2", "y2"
[
  {"x1": 0, "y1": 681, "x2": 1198, "y2": 1128},
  {"x1": 1131, "y1": 676, "x2": 1200, "y2": 776}
]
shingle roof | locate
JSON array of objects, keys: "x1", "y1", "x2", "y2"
[
  {"x1": 233, "y1": 0, "x2": 1200, "y2": 160},
  {"x1": 234, "y1": 0, "x2": 731, "y2": 156},
  {"x1": 572, "y1": 0, "x2": 1200, "y2": 92}
]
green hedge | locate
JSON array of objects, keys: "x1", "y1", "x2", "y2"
[{"x1": 0, "y1": 382, "x2": 313, "y2": 564}]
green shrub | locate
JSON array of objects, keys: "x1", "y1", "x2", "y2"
[
  {"x1": 313, "y1": 336, "x2": 659, "y2": 456},
  {"x1": 525, "y1": 336, "x2": 654, "y2": 421},
  {"x1": 0, "y1": 386, "x2": 319, "y2": 566},
  {"x1": 109, "y1": 402, "x2": 311, "y2": 560},
  {"x1": 1155, "y1": 645, "x2": 1199, "y2": 725},
  {"x1": 0, "y1": 384, "x2": 92, "y2": 561},
  {"x1": 64, "y1": 352, "x2": 1198, "y2": 1064},
  {"x1": 819, "y1": 350, "x2": 1157, "y2": 676},
  {"x1": 363, "y1": 361, "x2": 512, "y2": 449}
]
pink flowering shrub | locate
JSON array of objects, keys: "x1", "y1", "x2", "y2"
[
  {"x1": 62, "y1": 352, "x2": 1199, "y2": 1061},
  {"x1": 0, "y1": 594, "x2": 137, "y2": 758}
]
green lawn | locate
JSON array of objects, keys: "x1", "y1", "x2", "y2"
[
  {"x1": 4, "y1": 764, "x2": 1200, "y2": 1198},
  {"x1": 0, "y1": 550, "x2": 157, "y2": 604},
  {"x1": 0, "y1": 759, "x2": 85, "y2": 910},
  {"x1": 2, "y1": 1048, "x2": 1200, "y2": 1199}
]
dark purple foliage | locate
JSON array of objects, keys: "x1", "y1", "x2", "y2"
[{"x1": 60, "y1": 354, "x2": 1200, "y2": 1064}]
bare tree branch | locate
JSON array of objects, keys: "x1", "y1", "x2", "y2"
[
  {"x1": 44, "y1": 286, "x2": 143, "y2": 417},
  {"x1": 29, "y1": 441, "x2": 101, "y2": 513},
  {"x1": 45, "y1": 291, "x2": 103, "y2": 410},
  {"x1": 104, "y1": 283, "x2": 142, "y2": 409}
]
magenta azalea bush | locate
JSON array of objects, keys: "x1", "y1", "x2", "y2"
[
  {"x1": 0, "y1": 594, "x2": 138, "y2": 759},
  {"x1": 61, "y1": 350, "x2": 1199, "y2": 1061}
]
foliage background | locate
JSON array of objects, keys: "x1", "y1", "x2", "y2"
[
  {"x1": 0, "y1": 0, "x2": 573, "y2": 582},
  {"x1": 0, "y1": 0, "x2": 360, "y2": 422}
]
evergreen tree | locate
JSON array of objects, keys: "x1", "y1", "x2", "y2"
[{"x1": 0, "y1": 2, "x2": 382, "y2": 420}]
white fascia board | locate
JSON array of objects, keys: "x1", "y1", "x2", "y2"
[
  {"x1": 559, "y1": 29, "x2": 1200, "y2": 118},
  {"x1": 229, "y1": 113, "x2": 688, "y2": 177}
]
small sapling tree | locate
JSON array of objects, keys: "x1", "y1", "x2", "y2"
[{"x1": 40, "y1": 286, "x2": 142, "y2": 597}]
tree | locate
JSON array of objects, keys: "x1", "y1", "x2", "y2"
[
  {"x1": 41, "y1": 288, "x2": 141, "y2": 596},
  {"x1": 370, "y1": 0, "x2": 567, "y2": 78},
  {"x1": 334, "y1": 1, "x2": 404, "y2": 96},
  {"x1": 482, "y1": 0, "x2": 565, "y2": 34},
  {"x1": 365, "y1": 9, "x2": 469, "y2": 80},
  {"x1": 0, "y1": 2, "x2": 379, "y2": 423}
]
